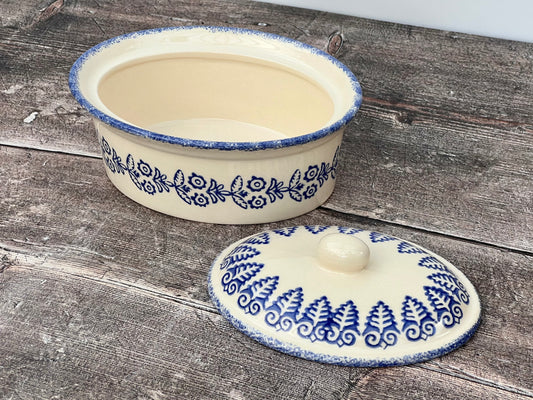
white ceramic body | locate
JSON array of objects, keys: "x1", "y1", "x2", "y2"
[
  {"x1": 208, "y1": 226, "x2": 481, "y2": 366},
  {"x1": 70, "y1": 27, "x2": 362, "y2": 224},
  {"x1": 96, "y1": 120, "x2": 344, "y2": 223}
]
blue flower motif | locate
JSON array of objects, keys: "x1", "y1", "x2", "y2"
[
  {"x1": 248, "y1": 195, "x2": 267, "y2": 209},
  {"x1": 142, "y1": 180, "x2": 156, "y2": 195},
  {"x1": 247, "y1": 176, "x2": 267, "y2": 192},
  {"x1": 304, "y1": 165, "x2": 319, "y2": 182},
  {"x1": 191, "y1": 192, "x2": 209, "y2": 207},
  {"x1": 137, "y1": 160, "x2": 152, "y2": 177},
  {"x1": 101, "y1": 135, "x2": 341, "y2": 211},
  {"x1": 303, "y1": 183, "x2": 318, "y2": 199},
  {"x1": 188, "y1": 172, "x2": 207, "y2": 189}
]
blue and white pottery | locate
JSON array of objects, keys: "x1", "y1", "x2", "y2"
[
  {"x1": 208, "y1": 225, "x2": 481, "y2": 366},
  {"x1": 69, "y1": 26, "x2": 362, "y2": 224}
]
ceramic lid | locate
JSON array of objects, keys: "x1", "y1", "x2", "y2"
[{"x1": 208, "y1": 225, "x2": 481, "y2": 366}]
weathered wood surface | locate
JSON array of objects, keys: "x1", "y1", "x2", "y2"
[
  {"x1": 1, "y1": 0, "x2": 532, "y2": 399},
  {"x1": 1, "y1": 0, "x2": 532, "y2": 252}
]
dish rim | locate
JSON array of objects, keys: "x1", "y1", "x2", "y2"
[{"x1": 69, "y1": 26, "x2": 363, "y2": 151}]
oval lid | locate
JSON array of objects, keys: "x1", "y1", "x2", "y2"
[{"x1": 208, "y1": 225, "x2": 481, "y2": 367}]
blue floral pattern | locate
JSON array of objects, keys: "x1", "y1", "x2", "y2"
[
  {"x1": 99, "y1": 136, "x2": 339, "y2": 210},
  {"x1": 216, "y1": 226, "x2": 473, "y2": 350}
]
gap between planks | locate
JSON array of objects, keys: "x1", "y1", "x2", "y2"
[
  {"x1": 1, "y1": 246, "x2": 531, "y2": 398},
  {"x1": 2, "y1": 141, "x2": 531, "y2": 256}
]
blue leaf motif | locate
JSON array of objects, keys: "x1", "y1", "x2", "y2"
[
  {"x1": 265, "y1": 178, "x2": 285, "y2": 202},
  {"x1": 126, "y1": 154, "x2": 135, "y2": 170},
  {"x1": 424, "y1": 286, "x2": 463, "y2": 328},
  {"x1": 326, "y1": 300, "x2": 360, "y2": 347},
  {"x1": 264, "y1": 288, "x2": 303, "y2": 331},
  {"x1": 428, "y1": 273, "x2": 470, "y2": 304},
  {"x1": 273, "y1": 227, "x2": 298, "y2": 237},
  {"x1": 173, "y1": 169, "x2": 184, "y2": 186},
  {"x1": 126, "y1": 155, "x2": 143, "y2": 190},
  {"x1": 288, "y1": 170, "x2": 304, "y2": 202},
  {"x1": 101, "y1": 137, "x2": 112, "y2": 155},
  {"x1": 337, "y1": 227, "x2": 363, "y2": 235},
  {"x1": 104, "y1": 154, "x2": 115, "y2": 173},
  {"x1": 304, "y1": 225, "x2": 330, "y2": 235},
  {"x1": 206, "y1": 179, "x2": 229, "y2": 204},
  {"x1": 245, "y1": 232, "x2": 270, "y2": 246},
  {"x1": 401, "y1": 296, "x2": 436, "y2": 341},
  {"x1": 289, "y1": 169, "x2": 301, "y2": 189},
  {"x1": 363, "y1": 301, "x2": 400, "y2": 348},
  {"x1": 153, "y1": 167, "x2": 171, "y2": 193},
  {"x1": 297, "y1": 296, "x2": 332, "y2": 342},
  {"x1": 398, "y1": 242, "x2": 427, "y2": 254},
  {"x1": 317, "y1": 162, "x2": 330, "y2": 186},
  {"x1": 111, "y1": 148, "x2": 126, "y2": 174},
  {"x1": 99, "y1": 139, "x2": 341, "y2": 212},
  {"x1": 369, "y1": 232, "x2": 397, "y2": 243},
  {"x1": 221, "y1": 262, "x2": 263, "y2": 295},
  {"x1": 173, "y1": 169, "x2": 191, "y2": 205},
  {"x1": 220, "y1": 245, "x2": 260, "y2": 269},
  {"x1": 231, "y1": 194, "x2": 248, "y2": 209},
  {"x1": 289, "y1": 189, "x2": 303, "y2": 202},
  {"x1": 237, "y1": 276, "x2": 279, "y2": 315},
  {"x1": 418, "y1": 256, "x2": 448, "y2": 272},
  {"x1": 231, "y1": 175, "x2": 243, "y2": 193}
]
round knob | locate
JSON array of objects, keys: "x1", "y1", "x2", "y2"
[{"x1": 317, "y1": 234, "x2": 370, "y2": 274}]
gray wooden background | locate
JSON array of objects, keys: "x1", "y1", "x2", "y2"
[{"x1": 1, "y1": 0, "x2": 532, "y2": 398}]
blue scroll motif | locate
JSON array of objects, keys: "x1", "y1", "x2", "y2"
[
  {"x1": 265, "y1": 288, "x2": 304, "y2": 332},
  {"x1": 217, "y1": 226, "x2": 471, "y2": 349},
  {"x1": 401, "y1": 296, "x2": 437, "y2": 341},
  {"x1": 363, "y1": 301, "x2": 400, "y2": 348},
  {"x1": 100, "y1": 136, "x2": 339, "y2": 210}
]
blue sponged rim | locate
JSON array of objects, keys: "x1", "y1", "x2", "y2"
[
  {"x1": 207, "y1": 261, "x2": 481, "y2": 367},
  {"x1": 69, "y1": 26, "x2": 363, "y2": 151}
]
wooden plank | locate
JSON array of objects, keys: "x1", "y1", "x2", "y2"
[
  {"x1": 1, "y1": 262, "x2": 530, "y2": 399},
  {"x1": 0, "y1": 0, "x2": 531, "y2": 251},
  {"x1": 0, "y1": 0, "x2": 54, "y2": 28},
  {"x1": 345, "y1": 366, "x2": 532, "y2": 399},
  {"x1": 1, "y1": 1, "x2": 532, "y2": 398},
  {"x1": 0, "y1": 265, "x2": 358, "y2": 400},
  {"x1": 1, "y1": 145, "x2": 531, "y2": 396}
]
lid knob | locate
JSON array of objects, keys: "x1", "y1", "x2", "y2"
[{"x1": 317, "y1": 233, "x2": 370, "y2": 274}]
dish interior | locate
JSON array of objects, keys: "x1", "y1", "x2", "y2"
[{"x1": 97, "y1": 53, "x2": 335, "y2": 142}]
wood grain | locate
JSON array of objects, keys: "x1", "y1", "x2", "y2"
[
  {"x1": 0, "y1": 265, "x2": 358, "y2": 400},
  {"x1": 1, "y1": 0, "x2": 531, "y2": 251},
  {"x1": 1, "y1": 146, "x2": 531, "y2": 398},
  {"x1": 0, "y1": 0, "x2": 532, "y2": 398}
]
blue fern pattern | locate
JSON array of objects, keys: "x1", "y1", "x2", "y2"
[
  {"x1": 297, "y1": 296, "x2": 332, "y2": 342},
  {"x1": 238, "y1": 276, "x2": 279, "y2": 315},
  {"x1": 304, "y1": 225, "x2": 330, "y2": 235},
  {"x1": 264, "y1": 288, "x2": 304, "y2": 331},
  {"x1": 428, "y1": 273, "x2": 470, "y2": 304},
  {"x1": 424, "y1": 286, "x2": 463, "y2": 328},
  {"x1": 363, "y1": 301, "x2": 400, "y2": 348},
  {"x1": 216, "y1": 226, "x2": 472, "y2": 349},
  {"x1": 100, "y1": 136, "x2": 339, "y2": 210},
  {"x1": 337, "y1": 227, "x2": 363, "y2": 235},
  {"x1": 398, "y1": 242, "x2": 427, "y2": 254},
  {"x1": 369, "y1": 232, "x2": 397, "y2": 243},
  {"x1": 273, "y1": 227, "x2": 298, "y2": 237},
  {"x1": 220, "y1": 245, "x2": 261, "y2": 270},
  {"x1": 326, "y1": 300, "x2": 360, "y2": 347},
  {"x1": 221, "y1": 262, "x2": 263, "y2": 295},
  {"x1": 418, "y1": 256, "x2": 449, "y2": 272},
  {"x1": 401, "y1": 296, "x2": 436, "y2": 341},
  {"x1": 244, "y1": 232, "x2": 270, "y2": 246}
]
